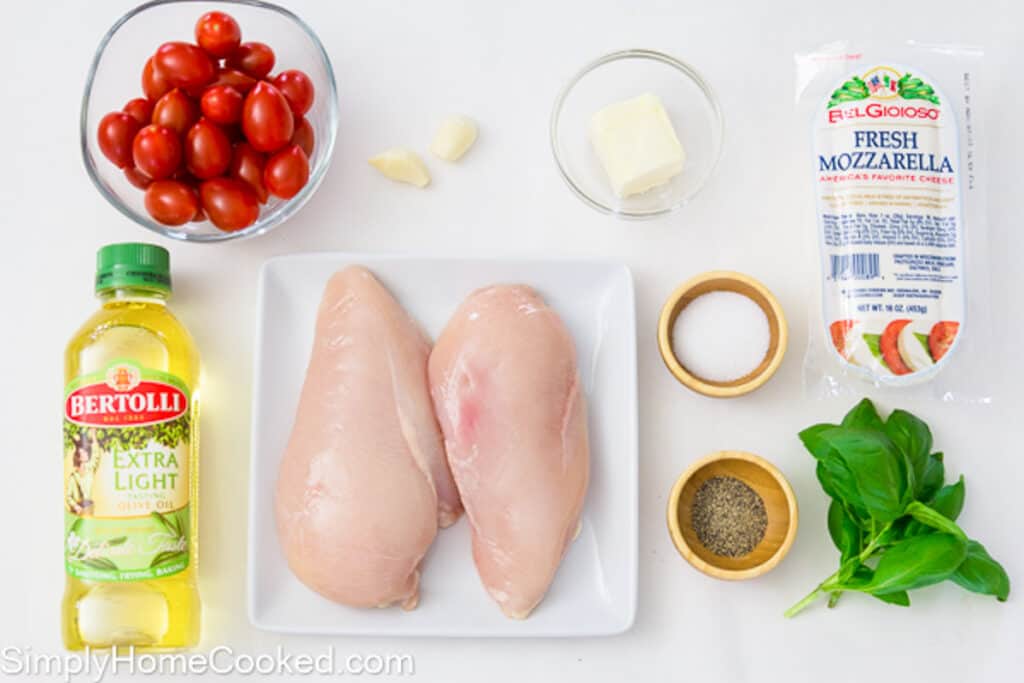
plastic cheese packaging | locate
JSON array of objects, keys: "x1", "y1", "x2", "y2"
[{"x1": 796, "y1": 42, "x2": 993, "y2": 402}]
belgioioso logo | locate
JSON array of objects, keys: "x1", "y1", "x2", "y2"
[{"x1": 826, "y1": 67, "x2": 940, "y2": 110}]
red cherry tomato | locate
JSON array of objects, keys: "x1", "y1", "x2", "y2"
[
  {"x1": 144, "y1": 180, "x2": 200, "y2": 226},
  {"x1": 928, "y1": 321, "x2": 959, "y2": 362},
  {"x1": 829, "y1": 319, "x2": 856, "y2": 359},
  {"x1": 142, "y1": 56, "x2": 173, "y2": 101},
  {"x1": 132, "y1": 125, "x2": 182, "y2": 180},
  {"x1": 211, "y1": 67, "x2": 257, "y2": 93},
  {"x1": 226, "y1": 42, "x2": 275, "y2": 79},
  {"x1": 192, "y1": 206, "x2": 207, "y2": 223},
  {"x1": 124, "y1": 167, "x2": 152, "y2": 189},
  {"x1": 291, "y1": 117, "x2": 314, "y2": 157},
  {"x1": 200, "y1": 85, "x2": 244, "y2": 125},
  {"x1": 264, "y1": 144, "x2": 309, "y2": 199},
  {"x1": 97, "y1": 112, "x2": 141, "y2": 169},
  {"x1": 185, "y1": 119, "x2": 232, "y2": 179},
  {"x1": 229, "y1": 142, "x2": 268, "y2": 203},
  {"x1": 152, "y1": 88, "x2": 199, "y2": 136},
  {"x1": 879, "y1": 319, "x2": 913, "y2": 376},
  {"x1": 242, "y1": 81, "x2": 294, "y2": 152},
  {"x1": 199, "y1": 177, "x2": 260, "y2": 231},
  {"x1": 195, "y1": 11, "x2": 241, "y2": 59},
  {"x1": 123, "y1": 98, "x2": 154, "y2": 125},
  {"x1": 271, "y1": 70, "x2": 315, "y2": 117},
  {"x1": 154, "y1": 42, "x2": 216, "y2": 92}
]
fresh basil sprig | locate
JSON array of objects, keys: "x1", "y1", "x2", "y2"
[{"x1": 785, "y1": 399, "x2": 1010, "y2": 617}]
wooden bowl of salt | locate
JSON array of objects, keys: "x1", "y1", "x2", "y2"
[{"x1": 657, "y1": 271, "x2": 787, "y2": 398}]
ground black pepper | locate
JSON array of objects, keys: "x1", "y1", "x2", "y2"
[{"x1": 690, "y1": 476, "x2": 768, "y2": 557}]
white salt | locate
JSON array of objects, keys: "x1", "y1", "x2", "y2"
[{"x1": 672, "y1": 290, "x2": 770, "y2": 383}]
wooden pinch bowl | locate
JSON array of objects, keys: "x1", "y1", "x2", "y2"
[
  {"x1": 667, "y1": 450, "x2": 798, "y2": 580},
  {"x1": 657, "y1": 270, "x2": 787, "y2": 398}
]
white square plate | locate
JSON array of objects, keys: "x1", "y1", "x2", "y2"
[{"x1": 247, "y1": 253, "x2": 638, "y2": 637}]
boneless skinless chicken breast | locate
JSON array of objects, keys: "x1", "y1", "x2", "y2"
[
  {"x1": 275, "y1": 266, "x2": 461, "y2": 609},
  {"x1": 429, "y1": 285, "x2": 590, "y2": 619}
]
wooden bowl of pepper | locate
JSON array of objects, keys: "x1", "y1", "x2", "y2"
[{"x1": 667, "y1": 450, "x2": 798, "y2": 580}]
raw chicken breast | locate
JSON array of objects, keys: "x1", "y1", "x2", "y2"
[
  {"x1": 429, "y1": 285, "x2": 590, "y2": 619},
  {"x1": 275, "y1": 266, "x2": 461, "y2": 610}
]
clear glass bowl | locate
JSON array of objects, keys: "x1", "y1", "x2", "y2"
[
  {"x1": 551, "y1": 49, "x2": 723, "y2": 220},
  {"x1": 81, "y1": 0, "x2": 338, "y2": 242}
]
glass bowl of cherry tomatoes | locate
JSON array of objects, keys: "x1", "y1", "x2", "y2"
[{"x1": 81, "y1": 0, "x2": 338, "y2": 242}]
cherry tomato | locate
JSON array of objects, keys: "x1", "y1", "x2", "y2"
[
  {"x1": 192, "y1": 206, "x2": 207, "y2": 223},
  {"x1": 226, "y1": 42, "x2": 275, "y2": 79},
  {"x1": 154, "y1": 42, "x2": 216, "y2": 92},
  {"x1": 132, "y1": 124, "x2": 182, "y2": 180},
  {"x1": 144, "y1": 180, "x2": 200, "y2": 226},
  {"x1": 211, "y1": 67, "x2": 257, "y2": 93},
  {"x1": 264, "y1": 144, "x2": 309, "y2": 199},
  {"x1": 242, "y1": 82, "x2": 294, "y2": 153},
  {"x1": 123, "y1": 98, "x2": 154, "y2": 125},
  {"x1": 829, "y1": 320, "x2": 856, "y2": 359},
  {"x1": 229, "y1": 142, "x2": 268, "y2": 203},
  {"x1": 271, "y1": 70, "x2": 315, "y2": 117},
  {"x1": 97, "y1": 112, "x2": 141, "y2": 169},
  {"x1": 195, "y1": 11, "x2": 241, "y2": 59},
  {"x1": 124, "y1": 166, "x2": 153, "y2": 189},
  {"x1": 291, "y1": 117, "x2": 314, "y2": 157},
  {"x1": 200, "y1": 85, "x2": 244, "y2": 125},
  {"x1": 199, "y1": 177, "x2": 259, "y2": 231},
  {"x1": 152, "y1": 88, "x2": 199, "y2": 136},
  {"x1": 879, "y1": 319, "x2": 912, "y2": 376},
  {"x1": 185, "y1": 119, "x2": 232, "y2": 179},
  {"x1": 928, "y1": 321, "x2": 959, "y2": 362},
  {"x1": 142, "y1": 56, "x2": 173, "y2": 101}
]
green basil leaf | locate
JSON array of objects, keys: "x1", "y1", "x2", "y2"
[
  {"x1": 951, "y1": 540, "x2": 1010, "y2": 601},
  {"x1": 816, "y1": 428, "x2": 910, "y2": 522},
  {"x1": 863, "y1": 333, "x2": 883, "y2": 361},
  {"x1": 905, "y1": 501, "x2": 967, "y2": 540},
  {"x1": 799, "y1": 423, "x2": 841, "y2": 460},
  {"x1": 884, "y1": 409, "x2": 932, "y2": 489},
  {"x1": 817, "y1": 456, "x2": 868, "y2": 518},
  {"x1": 918, "y1": 452, "x2": 945, "y2": 502},
  {"x1": 930, "y1": 476, "x2": 966, "y2": 521},
  {"x1": 841, "y1": 398, "x2": 884, "y2": 431},
  {"x1": 827, "y1": 499, "x2": 861, "y2": 553},
  {"x1": 854, "y1": 533, "x2": 967, "y2": 595},
  {"x1": 872, "y1": 590, "x2": 911, "y2": 607},
  {"x1": 873, "y1": 520, "x2": 905, "y2": 548}
]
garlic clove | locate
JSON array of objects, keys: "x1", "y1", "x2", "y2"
[
  {"x1": 368, "y1": 149, "x2": 431, "y2": 187},
  {"x1": 430, "y1": 115, "x2": 479, "y2": 162}
]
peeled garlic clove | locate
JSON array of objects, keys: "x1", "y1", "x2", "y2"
[
  {"x1": 368, "y1": 149, "x2": 431, "y2": 187},
  {"x1": 430, "y1": 115, "x2": 478, "y2": 162}
]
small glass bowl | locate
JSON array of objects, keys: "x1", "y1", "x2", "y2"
[
  {"x1": 81, "y1": 0, "x2": 339, "y2": 242},
  {"x1": 550, "y1": 49, "x2": 723, "y2": 220}
]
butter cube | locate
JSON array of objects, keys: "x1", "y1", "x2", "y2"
[{"x1": 589, "y1": 93, "x2": 685, "y2": 198}]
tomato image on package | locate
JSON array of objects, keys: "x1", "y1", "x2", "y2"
[
  {"x1": 813, "y1": 65, "x2": 964, "y2": 381},
  {"x1": 63, "y1": 362, "x2": 192, "y2": 582}
]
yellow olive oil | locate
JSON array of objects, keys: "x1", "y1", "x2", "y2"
[{"x1": 61, "y1": 244, "x2": 200, "y2": 650}]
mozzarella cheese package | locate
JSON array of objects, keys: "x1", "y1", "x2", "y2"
[{"x1": 797, "y1": 42, "x2": 993, "y2": 402}]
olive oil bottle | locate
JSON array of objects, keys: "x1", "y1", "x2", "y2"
[{"x1": 62, "y1": 244, "x2": 200, "y2": 650}]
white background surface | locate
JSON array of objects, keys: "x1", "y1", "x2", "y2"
[{"x1": 1, "y1": 0, "x2": 1021, "y2": 681}]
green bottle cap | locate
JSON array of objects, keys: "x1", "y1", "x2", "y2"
[{"x1": 95, "y1": 243, "x2": 172, "y2": 294}]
